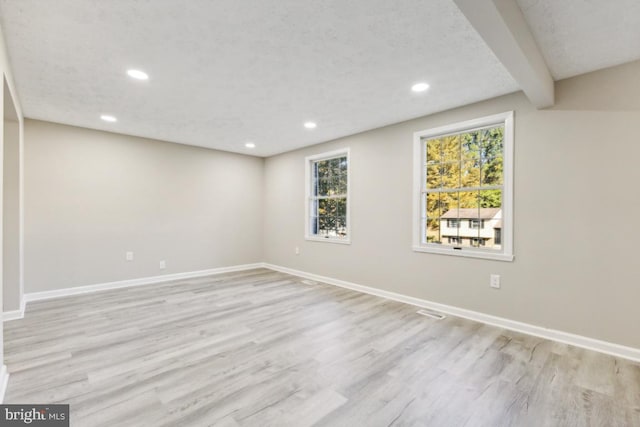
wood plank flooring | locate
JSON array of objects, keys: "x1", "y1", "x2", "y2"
[{"x1": 4, "y1": 268, "x2": 640, "y2": 426}]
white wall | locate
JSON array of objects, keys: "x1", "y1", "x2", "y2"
[
  {"x1": 263, "y1": 60, "x2": 640, "y2": 349},
  {"x1": 24, "y1": 120, "x2": 264, "y2": 292}
]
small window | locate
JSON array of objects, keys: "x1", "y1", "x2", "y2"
[
  {"x1": 305, "y1": 149, "x2": 350, "y2": 244},
  {"x1": 470, "y1": 238, "x2": 486, "y2": 247},
  {"x1": 469, "y1": 219, "x2": 485, "y2": 229},
  {"x1": 413, "y1": 112, "x2": 514, "y2": 261}
]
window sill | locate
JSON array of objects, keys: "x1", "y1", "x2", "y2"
[
  {"x1": 305, "y1": 236, "x2": 351, "y2": 245},
  {"x1": 412, "y1": 245, "x2": 514, "y2": 262}
]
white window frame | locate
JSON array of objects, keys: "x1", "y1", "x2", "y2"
[
  {"x1": 412, "y1": 111, "x2": 514, "y2": 261},
  {"x1": 305, "y1": 148, "x2": 351, "y2": 244}
]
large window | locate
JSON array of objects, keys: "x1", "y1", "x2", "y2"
[
  {"x1": 305, "y1": 149, "x2": 350, "y2": 244},
  {"x1": 413, "y1": 112, "x2": 514, "y2": 261}
]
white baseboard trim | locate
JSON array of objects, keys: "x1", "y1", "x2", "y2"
[
  {"x1": 12, "y1": 261, "x2": 640, "y2": 363},
  {"x1": 263, "y1": 263, "x2": 640, "y2": 363},
  {"x1": 24, "y1": 263, "x2": 265, "y2": 303},
  {"x1": 0, "y1": 365, "x2": 9, "y2": 403},
  {"x1": 3, "y1": 297, "x2": 26, "y2": 322}
]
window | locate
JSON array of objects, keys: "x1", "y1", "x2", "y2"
[
  {"x1": 413, "y1": 112, "x2": 514, "y2": 261},
  {"x1": 470, "y1": 238, "x2": 486, "y2": 247},
  {"x1": 469, "y1": 219, "x2": 484, "y2": 229},
  {"x1": 305, "y1": 149, "x2": 350, "y2": 244}
]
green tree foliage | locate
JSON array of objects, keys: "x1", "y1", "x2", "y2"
[{"x1": 313, "y1": 156, "x2": 348, "y2": 236}]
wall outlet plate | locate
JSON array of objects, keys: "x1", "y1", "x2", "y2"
[{"x1": 490, "y1": 274, "x2": 501, "y2": 289}]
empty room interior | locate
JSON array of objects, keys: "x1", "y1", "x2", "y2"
[{"x1": 0, "y1": 0, "x2": 638, "y2": 425}]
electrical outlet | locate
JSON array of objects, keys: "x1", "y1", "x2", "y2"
[
  {"x1": 490, "y1": 274, "x2": 501, "y2": 289},
  {"x1": 126, "y1": 251, "x2": 134, "y2": 261},
  {"x1": 295, "y1": 247, "x2": 300, "y2": 255},
  {"x1": 159, "y1": 260, "x2": 166, "y2": 270}
]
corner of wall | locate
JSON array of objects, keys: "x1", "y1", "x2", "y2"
[
  {"x1": 0, "y1": 18, "x2": 26, "y2": 379},
  {"x1": 260, "y1": 155, "x2": 269, "y2": 264}
]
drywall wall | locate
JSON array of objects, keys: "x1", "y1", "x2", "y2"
[
  {"x1": 0, "y1": 21, "x2": 24, "y2": 393},
  {"x1": 263, "y1": 59, "x2": 640, "y2": 349},
  {"x1": 3, "y1": 118, "x2": 19, "y2": 312},
  {"x1": 24, "y1": 120, "x2": 264, "y2": 292}
]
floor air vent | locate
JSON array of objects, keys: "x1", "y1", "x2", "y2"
[{"x1": 417, "y1": 309, "x2": 446, "y2": 320}]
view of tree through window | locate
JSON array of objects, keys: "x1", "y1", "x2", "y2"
[
  {"x1": 309, "y1": 155, "x2": 348, "y2": 239},
  {"x1": 423, "y1": 125, "x2": 504, "y2": 249}
]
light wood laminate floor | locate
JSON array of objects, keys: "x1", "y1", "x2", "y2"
[{"x1": 4, "y1": 269, "x2": 640, "y2": 426}]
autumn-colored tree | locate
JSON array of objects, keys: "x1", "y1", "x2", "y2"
[{"x1": 425, "y1": 126, "x2": 503, "y2": 242}]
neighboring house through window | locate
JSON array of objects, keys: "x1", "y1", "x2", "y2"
[
  {"x1": 413, "y1": 112, "x2": 514, "y2": 261},
  {"x1": 442, "y1": 208, "x2": 499, "y2": 247}
]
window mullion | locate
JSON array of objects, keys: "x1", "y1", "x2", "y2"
[
  {"x1": 421, "y1": 185, "x2": 501, "y2": 195},
  {"x1": 315, "y1": 195, "x2": 347, "y2": 200}
]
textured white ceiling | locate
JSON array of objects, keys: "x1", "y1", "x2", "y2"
[
  {"x1": 0, "y1": 1, "x2": 637, "y2": 156},
  {"x1": 517, "y1": 0, "x2": 640, "y2": 80},
  {"x1": 0, "y1": 0, "x2": 520, "y2": 156}
]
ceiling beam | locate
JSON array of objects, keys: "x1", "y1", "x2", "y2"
[{"x1": 453, "y1": 0, "x2": 554, "y2": 108}]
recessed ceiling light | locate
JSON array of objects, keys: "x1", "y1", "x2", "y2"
[
  {"x1": 127, "y1": 69, "x2": 149, "y2": 80},
  {"x1": 411, "y1": 82, "x2": 430, "y2": 92},
  {"x1": 100, "y1": 114, "x2": 117, "y2": 122},
  {"x1": 304, "y1": 122, "x2": 317, "y2": 129},
  {"x1": 245, "y1": 142, "x2": 256, "y2": 148}
]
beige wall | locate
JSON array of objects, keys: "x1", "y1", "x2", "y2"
[
  {"x1": 3, "y1": 119, "x2": 20, "y2": 312},
  {"x1": 263, "y1": 60, "x2": 640, "y2": 349},
  {"x1": 16, "y1": 56, "x2": 640, "y2": 350},
  {"x1": 0, "y1": 22, "x2": 24, "y2": 379},
  {"x1": 24, "y1": 120, "x2": 264, "y2": 292}
]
